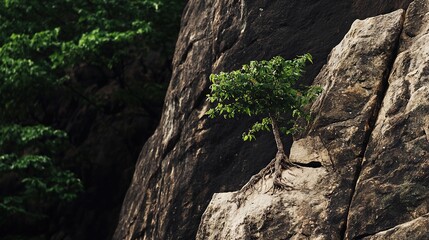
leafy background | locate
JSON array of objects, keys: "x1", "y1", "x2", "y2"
[{"x1": 0, "y1": 0, "x2": 184, "y2": 239}]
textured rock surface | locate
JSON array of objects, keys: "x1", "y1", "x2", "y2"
[
  {"x1": 197, "y1": 10, "x2": 404, "y2": 240},
  {"x1": 114, "y1": 1, "x2": 412, "y2": 239},
  {"x1": 362, "y1": 213, "x2": 429, "y2": 240},
  {"x1": 345, "y1": 0, "x2": 429, "y2": 238}
]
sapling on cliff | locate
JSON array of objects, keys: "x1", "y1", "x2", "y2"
[{"x1": 207, "y1": 54, "x2": 321, "y2": 190}]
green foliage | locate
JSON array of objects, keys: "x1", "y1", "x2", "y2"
[
  {"x1": 0, "y1": 125, "x2": 82, "y2": 217},
  {"x1": 0, "y1": 0, "x2": 183, "y2": 226},
  {"x1": 207, "y1": 54, "x2": 321, "y2": 141},
  {"x1": 0, "y1": 0, "x2": 183, "y2": 122}
]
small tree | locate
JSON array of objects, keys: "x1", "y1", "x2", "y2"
[{"x1": 207, "y1": 54, "x2": 321, "y2": 190}]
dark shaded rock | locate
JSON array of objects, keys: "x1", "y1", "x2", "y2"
[
  {"x1": 362, "y1": 213, "x2": 429, "y2": 240},
  {"x1": 196, "y1": 10, "x2": 404, "y2": 240},
  {"x1": 114, "y1": 1, "x2": 412, "y2": 239},
  {"x1": 345, "y1": 0, "x2": 429, "y2": 238}
]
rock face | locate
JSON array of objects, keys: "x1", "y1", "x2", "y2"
[
  {"x1": 345, "y1": 0, "x2": 429, "y2": 238},
  {"x1": 197, "y1": 10, "x2": 405, "y2": 240},
  {"x1": 114, "y1": 1, "x2": 413, "y2": 239},
  {"x1": 361, "y1": 213, "x2": 429, "y2": 240},
  {"x1": 198, "y1": 1, "x2": 429, "y2": 239}
]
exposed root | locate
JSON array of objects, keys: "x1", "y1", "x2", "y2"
[
  {"x1": 230, "y1": 151, "x2": 298, "y2": 207},
  {"x1": 229, "y1": 115, "x2": 300, "y2": 207},
  {"x1": 239, "y1": 158, "x2": 275, "y2": 193},
  {"x1": 272, "y1": 152, "x2": 295, "y2": 192}
]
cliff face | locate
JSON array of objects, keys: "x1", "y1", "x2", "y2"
[
  {"x1": 198, "y1": 1, "x2": 429, "y2": 239},
  {"x1": 114, "y1": 1, "x2": 413, "y2": 239},
  {"x1": 346, "y1": 0, "x2": 429, "y2": 238}
]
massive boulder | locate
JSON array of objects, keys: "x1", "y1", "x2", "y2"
[
  {"x1": 345, "y1": 0, "x2": 429, "y2": 238},
  {"x1": 114, "y1": 1, "x2": 412, "y2": 239},
  {"x1": 197, "y1": 9, "x2": 405, "y2": 240}
]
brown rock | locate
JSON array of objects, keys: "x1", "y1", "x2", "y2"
[
  {"x1": 362, "y1": 213, "x2": 429, "y2": 240},
  {"x1": 345, "y1": 0, "x2": 429, "y2": 238},
  {"x1": 196, "y1": 10, "x2": 404, "y2": 240},
  {"x1": 114, "y1": 1, "x2": 412, "y2": 239}
]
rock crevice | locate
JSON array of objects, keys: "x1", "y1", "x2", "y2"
[
  {"x1": 341, "y1": 8, "x2": 405, "y2": 239},
  {"x1": 114, "y1": 1, "x2": 415, "y2": 239},
  {"x1": 197, "y1": 9, "x2": 406, "y2": 240},
  {"x1": 198, "y1": 2, "x2": 429, "y2": 239},
  {"x1": 345, "y1": 0, "x2": 429, "y2": 238}
]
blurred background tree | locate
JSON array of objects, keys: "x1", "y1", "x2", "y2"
[{"x1": 0, "y1": 0, "x2": 184, "y2": 239}]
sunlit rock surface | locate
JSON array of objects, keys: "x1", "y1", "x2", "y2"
[
  {"x1": 346, "y1": 0, "x2": 429, "y2": 238},
  {"x1": 197, "y1": 10, "x2": 405, "y2": 240},
  {"x1": 114, "y1": 1, "x2": 413, "y2": 239}
]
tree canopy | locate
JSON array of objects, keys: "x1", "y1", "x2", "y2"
[
  {"x1": 207, "y1": 54, "x2": 321, "y2": 141},
  {"x1": 207, "y1": 54, "x2": 321, "y2": 190}
]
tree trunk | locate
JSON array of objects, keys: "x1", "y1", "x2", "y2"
[
  {"x1": 269, "y1": 113, "x2": 285, "y2": 155},
  {"x1": 235, "y1": 115, "x2": 295, "y2": 195},
  {"x1": 269, "y1": 113, "x2": 293, "y2": 189}
]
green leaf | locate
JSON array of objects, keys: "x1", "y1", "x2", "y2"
[{"x1": 206, "y1": 54, "x2": 321, "y2": 141}]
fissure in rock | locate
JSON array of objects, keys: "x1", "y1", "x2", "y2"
[{"x1": 340, "y1": 11, "x2": 405, "y2": 240}]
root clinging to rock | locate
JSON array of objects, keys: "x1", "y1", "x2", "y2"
[
  {"x1": 230, "y1": 114, "x2": 299, "y2": 207},
  {"x1": 230, "y1": 151, "x2": 298, "y2": 207}
]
